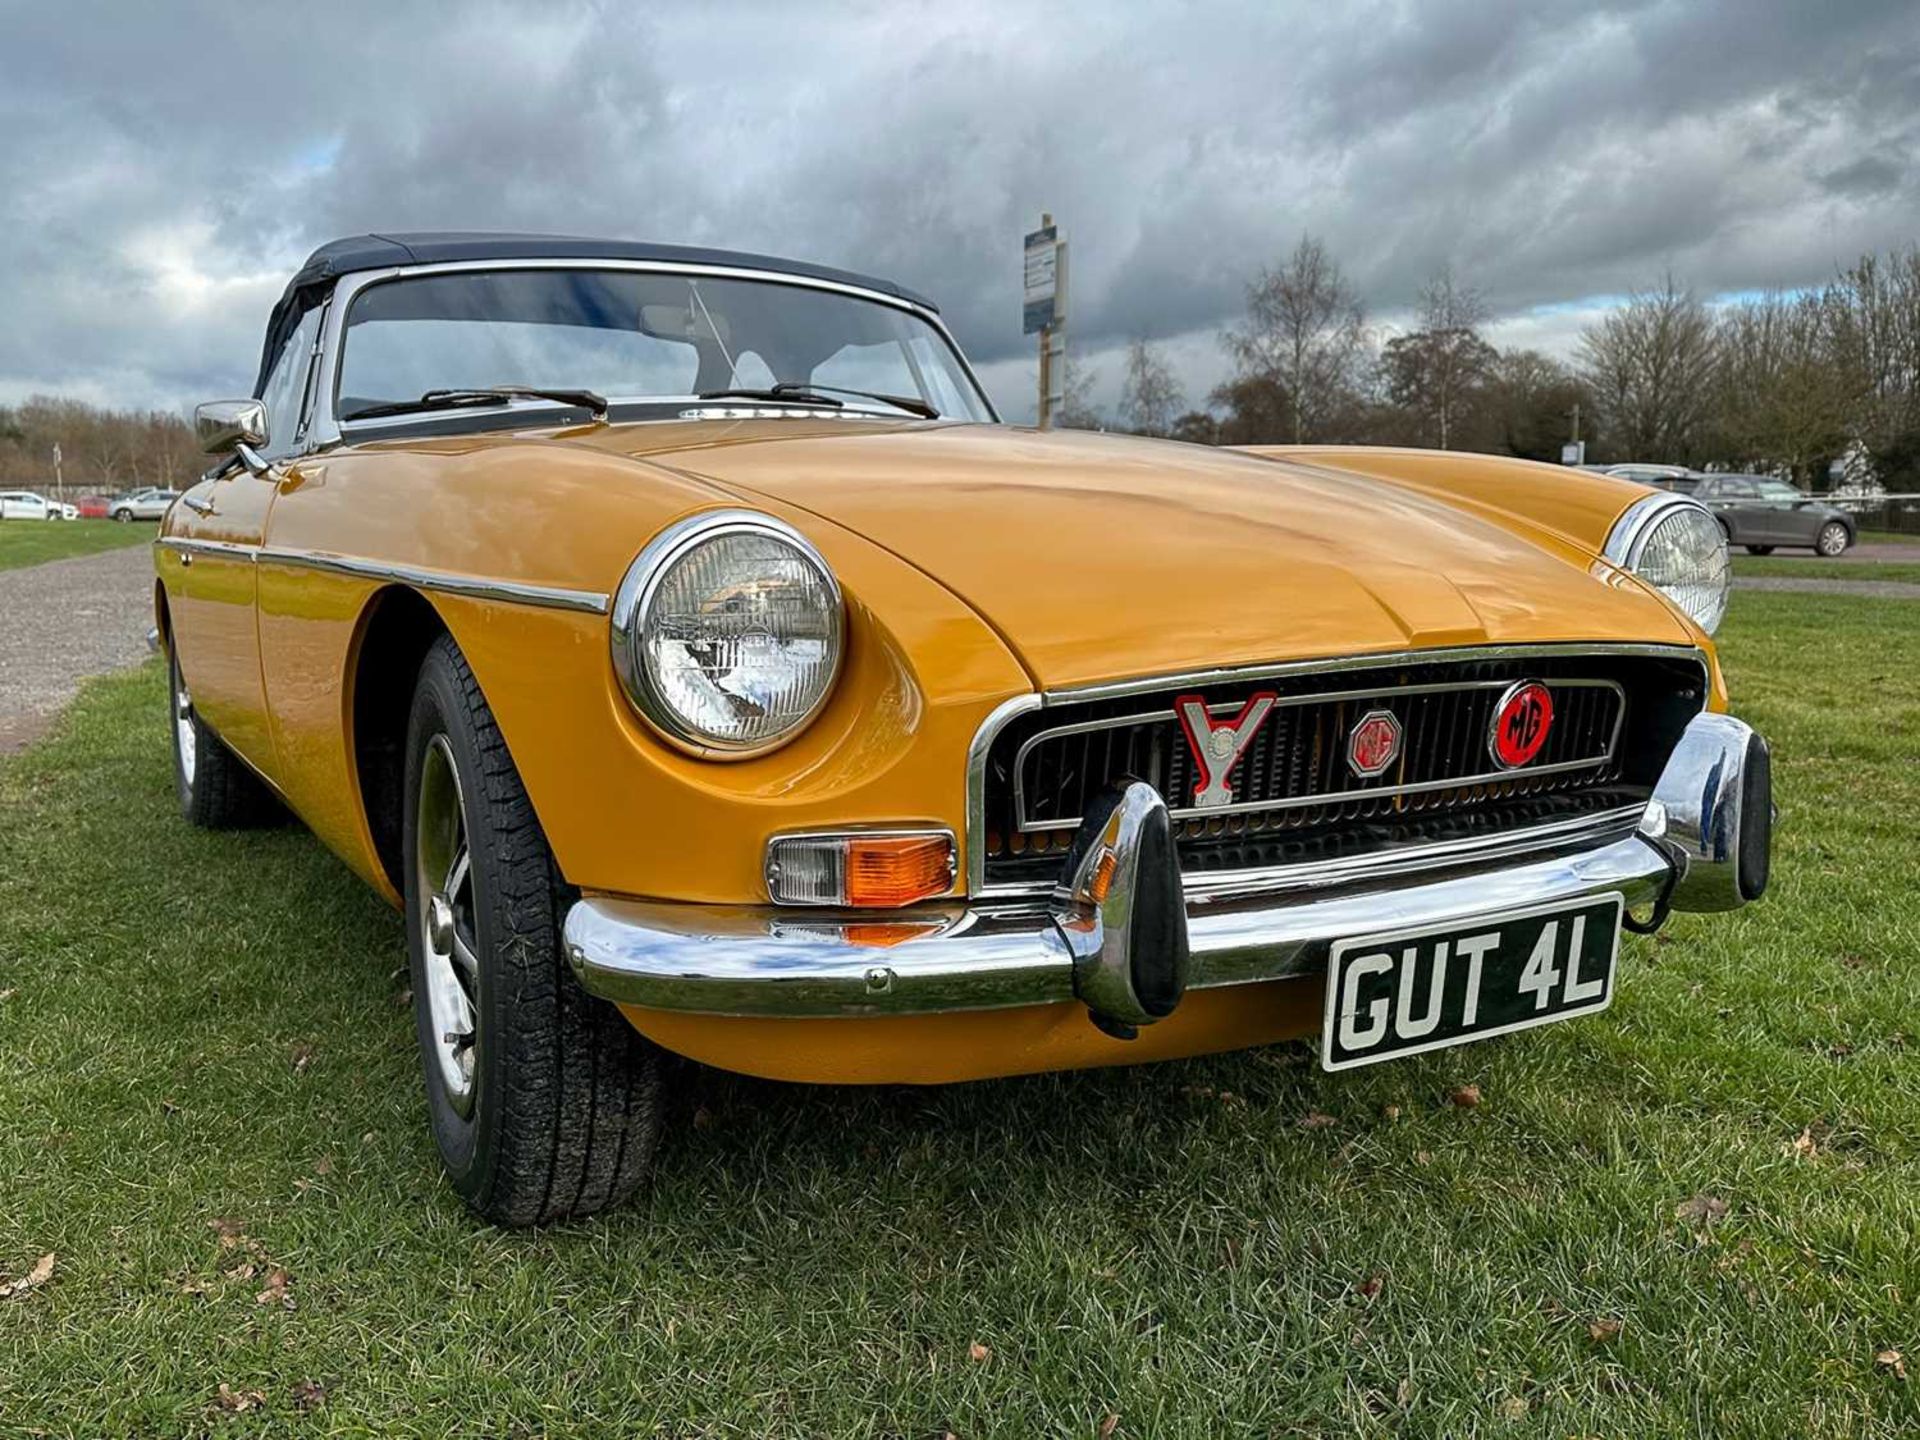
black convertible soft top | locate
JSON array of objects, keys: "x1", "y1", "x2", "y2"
[{"x1": 255, "y1": 231, "x2": 938, "y2": 394}]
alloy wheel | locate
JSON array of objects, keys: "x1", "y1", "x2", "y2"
[{"x1": 414, "y1": 733, "x2": 481, "y2": 1116}]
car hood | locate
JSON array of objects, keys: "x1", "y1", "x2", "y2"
[{"x1": 573, "y1": 421, "x2": 1694, "y2": 690}]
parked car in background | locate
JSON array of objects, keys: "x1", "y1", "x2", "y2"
[
  {"x1": 1694, "y1": 475, "x2": 1855, "y2": 556},
  {"x1": 77, "y1": 494, "x2": 110, "y2": 519},
  {"x1": 110, "y1": 487, "x2": 179, "y2": 522},
  {"x1": 160, "y1": 232, "x2": 1770, "y2": 1226},
  {"x1": 1604, "y1": 464, "x2": 1704, "y2": 494},
  {"x1": 0, "y1": 490, "x2": 76, "y2": 520}
]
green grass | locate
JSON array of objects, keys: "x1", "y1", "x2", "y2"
[
  {"x1": 0, "y1": 519, "x2": 156, "y2": 571},
  {"x1": 1, "y1": 596, "x2": 1916, "y2": 1436},
  {"x1": 1733, "y1": 556, "x2": 1920, "y2": 583}
]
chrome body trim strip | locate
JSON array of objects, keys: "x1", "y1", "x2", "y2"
[
  {"x1": 154, "y1": 536, "x2": 608, "y2": 614},
  {"x1": 1008, "y1": 677, "x2": 1628, "y2": 833},
  {"x1": 964, "y1": 693, "x2": 1045, "y2": 896},
  {"x1": 1039, "y1": 641, "x2": 1708, "y2": 707}
]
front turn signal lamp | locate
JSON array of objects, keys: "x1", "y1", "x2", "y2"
[{"x1": 765, "y1": 830, "x2": 957, "y2": 907}]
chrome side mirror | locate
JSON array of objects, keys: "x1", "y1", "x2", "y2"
[{"x1": 195, "y1": 399, "x2": 268, "y2": 456}]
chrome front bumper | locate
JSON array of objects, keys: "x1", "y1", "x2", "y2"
[{"x1": 566, "y1": 711, "x2": 1772, "y2": 1023}]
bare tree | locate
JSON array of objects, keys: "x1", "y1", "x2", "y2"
[
  {"x1": 1381, "y1": 266, "x2": 1496, "y2": 449},
  {"x1": 1117, "y1": 338, "x2": 1184, "y2": 436},
  {"x1": 1824, "y1": 248, "x2": 1920, "y2": 485},
  {"x1": 1223, "y1": 235, "x2": 1369, "y2": 443},
  {"x1": 1711, "y1": 289, "x2": 1855, "y2": 484},
  {"x1": 1577, "y1": 276, "x2": 1717, "y2": 463},
  {"x1": 1052, "y1": 353, "x2": 1104, "y2": 431}
]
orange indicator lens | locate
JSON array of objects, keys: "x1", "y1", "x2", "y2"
[{"x1": 844, "y1": 835, "x2": 955, "y2": 907}]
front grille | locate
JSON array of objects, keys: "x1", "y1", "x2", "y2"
[{"x1": 978, "y1": 650, "x2": 1706, "y2": 890}]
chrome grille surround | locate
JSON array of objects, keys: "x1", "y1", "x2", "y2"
[{"x1": 965, "y1": 642, "x2": 1711, "y2": 899}]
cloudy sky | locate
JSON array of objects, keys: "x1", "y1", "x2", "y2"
[{"x1": 2, "y1": 0, "x2": 1916, "y2": 421}]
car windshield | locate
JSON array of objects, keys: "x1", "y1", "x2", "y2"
[
  {"x1": 1753, "y1": 480, "x2": 1803, "y2": 500},
  {"x1": 336, "y1": 269, "x2": 992, "y2": 423}
]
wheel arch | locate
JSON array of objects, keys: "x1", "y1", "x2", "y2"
[{"x1": 347, "y1": 585, "x2": 453, "y2": 895}]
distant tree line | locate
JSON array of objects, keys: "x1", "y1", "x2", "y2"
[
  {"x1": 0, "y1": 396, "x2": 202, "y2": 493},
  {"x1": 1103, "y1": 239, "x2": 1920, "y2": 492}
]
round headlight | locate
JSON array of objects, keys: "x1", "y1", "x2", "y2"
[
  {"x1": 1605, "y1": 496, "x2": 1730, "y2": 635},
  {"x1": 612, "y1": 511, "x2": 844, "y2": 756}
]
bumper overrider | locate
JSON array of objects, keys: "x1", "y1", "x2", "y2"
[{"x1": 565, "y1": 712, "x2": 1772, "y2": 1032}]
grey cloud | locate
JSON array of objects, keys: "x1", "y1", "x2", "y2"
[{"x1": 1, "y1": 0, "x2": 1916, "y2": 420}]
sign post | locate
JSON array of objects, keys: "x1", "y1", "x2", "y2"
[{"x1": 1024, "y1": 216, "x2": 1066, "y2": 428}]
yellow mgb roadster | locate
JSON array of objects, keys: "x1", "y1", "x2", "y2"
[{"x1": 160, "y1": 233, "x2": 1767, "y2": 1224}]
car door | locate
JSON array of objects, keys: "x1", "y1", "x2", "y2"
[
  {"x1": 1701, "y1": 477, "x2": 1759, "y2": 544},
  {"x1": 167, "y1": 305, "x2": 324, "y2": 774},
  {"x1": 1749, "y1": 480, "x2": 1810, "y2": 545}
]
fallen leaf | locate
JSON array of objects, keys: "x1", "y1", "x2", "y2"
[
  {"x1": 0, "y1": 988, "x2": 15, "y2": 1001},
  {"x1": 968, "y1": 1341, "x2": 992, "y2": 1363},
  {"x1": 392, "y1": 988, "x2": 412, "y2": 1007},
  {"x1": 1355, "y1": 1274, "x2": 1384, "y2": 1300},
  {"x1": 224, "y1": 1261, "x2": 257, "y2": 1282},
  {"x1": 0, "y1": 1252, "x2": 55, "y2": 1299},
  {"x1": 1395, "y1": 1378, "x2": 1412, "y2": 1408},
  {"x1": 1675, "y1": 1194, "x2": 1730, "y2": 1225},
  {"x1": 291, "y1": 1042, "x2": 314, "y2": 1073},
  {"x1": 1785, "y1": 1127, "x2": 1820, "y2": 1161},
  {"x1": 1414, "y1": 1150, "x2": 1433, "y2": 1166},
  {"x1": 1497, "y1": 1395, "x2": 1529, "y2": 1420},
  {"x1": 1449, "y1": 1084, "x2": 1482, "y2": 1109},
  {"x1": 313, "y1": 1156, "x2": 334, "y2": 1176},
  {"x1": 208, "y1": 1218, "x2": 248, "y2": 1246},
  {"x1": 1099, "y1": 1414, "x2": 1121, "y2": 1438},
  {"x1": 1876, "y1": 1348, "x2": 1907, "y2": 1380},
  {"x1": 255, "y1": 1267, "x2": 293, "y2": 1310},
  {"x1": 1223, "y1": 1236, "x2": 1242, "y2": 1268},
  {"x1": 692, "y1": 1105, "x2": 715, "y2": 1130},
  {"x1": 175, "y1": 1272, "x2": 212, "y2": 1296},
  {"x1": 1297, "y1": 1111, "x2": 1338, "y2": 1130},
  {"x1": 290, "y1": 1378, "x2": 327, "y2": 1411},
  {"x1": 1588, "y1": 1317, "x2": 1624, "y2": 1343},
  {"x1": 212, "y1": 1384, "x2": 266, "y2": 1413},
  {"x1": 1380, "y1": 1103, "x2": 1402, "y2": 1121}
]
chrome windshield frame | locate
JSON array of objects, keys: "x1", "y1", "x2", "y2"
[{"x1": 304, "y1": 257, "x2": 998, "y2": 450}]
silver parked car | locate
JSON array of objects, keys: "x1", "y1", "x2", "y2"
[
  {"x1": 1603, "y1": 464, "x2": 1705, "y2": 495},
  {"x1": 109, "y1": 487, "x2": 179, "y2": 522},
  {"x1": 1694, "y1": 475, "x2": 1856, "y2": 556}
]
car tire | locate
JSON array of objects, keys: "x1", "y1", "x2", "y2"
[
  {"x1": 1816, "y1": 522, "x2": 1850, "y2": 557},
  {"x1": 1745, "y1": 545, "x2": 1774, "y2": 556},
  {"x1": 403, "y1": 633, "x2": 663, "y2": 1227},
  {"x1": 113, "y1": 509, "x2": 132, "y2": 523},
  {"x1": 170, "y1": 645, "x2": 280, "y2": 827}
]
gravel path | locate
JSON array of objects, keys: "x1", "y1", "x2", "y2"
[
  {"x1": 0, "y1": 542, "x2": 156, "y2": 753},
  {"x1": 1734, "y1": 576, "x2": 1920, "y2": 599}
]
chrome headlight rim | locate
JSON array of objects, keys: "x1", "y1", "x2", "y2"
[
  {"x1": 611, "y1": 508, "x2": 845, "y2": 760},
  {"x1": 1603, "y1": 492, "x2": 1730, "y2": 636}
]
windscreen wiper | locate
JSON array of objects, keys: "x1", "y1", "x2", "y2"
[
  {"x1": 345, "y1": 386, "x2": 609, "y2": 422},
  {"x1": 773, "y1": 382, "x2": 939, "y2": 419},
  {"x1": 696, "y1": 386, "x2": 844, "y2": 408}
]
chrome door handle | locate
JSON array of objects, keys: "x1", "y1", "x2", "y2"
[{"x1": 182, "y1": 495, "x2": 217, "y2": 517}]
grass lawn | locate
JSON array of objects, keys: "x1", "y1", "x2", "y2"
[
  {"x1": 1732, "y1": 556, "x2": 1920, "y2": 584},
  {"x1": 0, "y1": 518, "x2": 156, "y2": 571},
  {"x1": 1, "y1": 594, "x2": 1916, "y2": 1436}
]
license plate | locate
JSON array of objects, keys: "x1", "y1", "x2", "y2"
[{"x1": 1319, "y1": 894, "x2": 1623, "y2": 1071}]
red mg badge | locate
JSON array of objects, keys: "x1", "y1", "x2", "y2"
[
  {"x1": 1347, "y1": 708, "x2": 1402, "y2": 777},
  {"x1": 1490, "y1": 681, "x2": 1554, "y2": 768}
]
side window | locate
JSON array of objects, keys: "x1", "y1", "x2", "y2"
[{"x1": 258, "y1": 307, "x2": 323, "y2": 457}]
